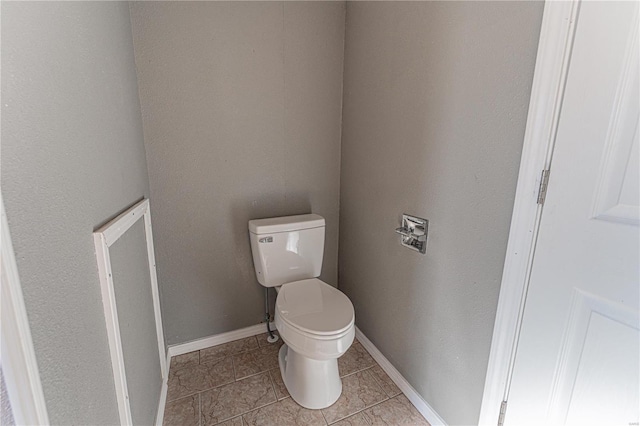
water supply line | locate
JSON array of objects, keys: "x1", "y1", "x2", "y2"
[{"x1": 264, "y1": 287, "x2": 279, "y2": 343}]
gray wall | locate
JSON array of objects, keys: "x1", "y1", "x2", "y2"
[
  {"x1": 110, "y1": 220, "x2": 162, "y2": 425},
  {"x1": 130, "y1": 1, "x2": 345, "y2": 345},
  {"x1": 1, "y1": 369, "x2": 15, "y2": 426},
  {"x1": 338, "y1": 2, "x2": 543, "y2": 425},
  {"x1": 1, "y1": 2, "x2": 150, "y2": 424}
]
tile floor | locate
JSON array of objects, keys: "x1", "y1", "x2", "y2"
[{"x1": 163, "y1": 332, "x2": 430, "y2": 426}]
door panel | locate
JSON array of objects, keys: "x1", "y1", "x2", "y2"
[
  {"x1": 550, "y1": 290, "x2": 639, "y2": 424},
  {"x1": 506, "y1": 2, "x2": 640, "y2": 425},
  {"x1": 591, "y1": 17, "x2": 639, "y2": 226}
]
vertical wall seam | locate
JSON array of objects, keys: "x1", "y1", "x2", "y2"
[
  {"x1": 336, "y1": 1, "x2": 348, "y2": 289},
  {"x1": 281, "y1": 1, "x2": 288, "y2": 198}
]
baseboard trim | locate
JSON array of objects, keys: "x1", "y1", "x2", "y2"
[
  {"x1": 166, "y1": 322, "x2": 275, "y2": 358},
  {"x1": 355, "y1": 327, "x2": 447, "y2": 426}
]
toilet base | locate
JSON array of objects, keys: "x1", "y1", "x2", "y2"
[{"x1": 278, "y1": 344, "x2": 342, "y2": 409}]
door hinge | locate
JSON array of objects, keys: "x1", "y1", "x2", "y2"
[
  {"x1": 498, "y1": 400, "x2": 508, "y2": 426},
  {"x1": 537, "y1": 169, "x2": 551, "y2": 205}
]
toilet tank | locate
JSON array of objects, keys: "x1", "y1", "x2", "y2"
[{"x1": 248, "y1": 214, "x2": 325, "y2": 287}]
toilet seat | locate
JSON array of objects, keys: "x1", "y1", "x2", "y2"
[
  {"x1": 275, "y1": 278, "x2": 355, "y2": 361},
  {"x1": 276, "y1": 278, "x2": 354, "y2": 337}
]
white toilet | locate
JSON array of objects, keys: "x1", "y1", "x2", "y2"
[{"x1": 248, "y1": 214, "x2": 355, "y2": 409}]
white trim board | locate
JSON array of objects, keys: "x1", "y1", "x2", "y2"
[
  {"x1": 355, "y1": 327, "x2": 447, "y2": 426},
  {"x1": 154, "y1": 352, "x2": 171, "y2": 426},
  {"x1": 167, "y1": 322, "x2": 276, "y2": 357},
  {"x1": 478, "y1": 1, "x2": 580, "y2": 425},
  {"x1": 0, "y1": 198, "x2": 50, "y2": 425},
  {"x1": 93, "y1": 198, "x2": 167, "y2": 425}
]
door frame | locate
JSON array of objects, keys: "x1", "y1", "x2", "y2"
[
  {"x1": 1, "y1": 197, "x2": 50, "y2": 425},
  {"x1": 478, "y1": 1, "x2": 580, "y2": 424}
]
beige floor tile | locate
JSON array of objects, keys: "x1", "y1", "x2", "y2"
[
  {"x1": 162, "y1": 337, "x2": 426, "y2": 426},
  {"x1": 330, "y1": 412, "x2": 369, "y2": 426},
  {"x1": 256, "y1": 331, "x2": 283, "y2": 348},
  {"x1": 217, "y1": 416, "x2": 244, "y2": 425},
  {"x1": 268, "y1": 368, "x2": 290, "y2": 400},
  {"x1": 167, "y1": 357, "x2": 235, "y2": 401},
  {"x1": 200, "y1": 336, "x2": 259, "y2": 364},
  {"x1": 338, "y1": 343, "x2": 375, "y2": 377},
  {"x1": 201, "y1": 372, "x2": 277, "y2": 425},
  {"x1": 243, "y1": 397, "x2": 326, "y2": 426},
  {"x1": 367, "y1": 365, "x2": 401, "y2": 398},
  {"x1": 163, "y1": 394, "x2": 199, "y2": 426},
  {"x1": 362, "y1": 395, "x2": 429, "y2": 425},
  {"x1": 170, "y1": 351, "x2": 199, "y2": 372},
  {"x1": 233, "y1": 344, "x2": 281, "y2": 379},
  {"x1": 321, "y1": 370, "x2": 387, "y2": 424}
]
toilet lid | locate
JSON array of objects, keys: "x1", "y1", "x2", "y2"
[{"x1": 276, "y1": 278, "x2": 355, "y2": 336}]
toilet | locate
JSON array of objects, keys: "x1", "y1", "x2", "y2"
[{"x1": 248, "y1": 214, "x2": 355, "y2": 409}]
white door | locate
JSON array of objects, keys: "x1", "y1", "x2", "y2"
[{"x1": 505, "y1": 2, "x2": 640, "y2": 425}]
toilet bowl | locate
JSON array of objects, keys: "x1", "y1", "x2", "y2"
[
  {"x1": 275, "y1": 278, "x2": 355, "y2": 409},
  {"x1": 248, "y1": 214, "x2": 355, "y2": 409}
]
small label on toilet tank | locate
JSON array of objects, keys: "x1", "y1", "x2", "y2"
[{"x1": 259, "y1": 237, "x2": 273, "y2": 243}]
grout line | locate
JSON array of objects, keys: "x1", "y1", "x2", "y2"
[
  {"x1": 207, "y1": 373, "x2": 278, "y2": 426},
  {"x1": 360, "y1": 393, "x2": 403, "y2": 414},
  {"x1": 233, "y1": 344, "x2": 283, "y2": 382},
  {"x1": 167, "y1": 392, "x2": 200, "y2": 404},
  {"x1": 236, "y1": 370, "x2": 272, "y2": 383},
  {"x1": 319, "y1": 403, "x2": 330, "y2": 426},
  {"x1": 250, "y1": 334, "x2": 260, "y2": 348},
  {"x1": 366, "y1": 365, "x2": 400, "y2": 399},
  {"x1": 235, "y1": 367, "x2": 273, "y2": 382},
  {"x1": 327, "y1": 398, "x2": 385, "y2": 426},
  {"x1": 166, "y1": 388, "x2": 205, "y2": 405},
  {"x1": 326, "y1": 369, "x2": 389, "y2": 425},
  {"x1": 231, "y1": 355, "x2": 238, "y2": 381},
  {"x1": 267, "y1": 369, "x2": 279, "y2": 402},
  {"x1": 166, "y1": 375, "x2": 197, "y2": 404},
  {"x1": 167, "y1": 359, "x2": 199, "y2": 374},
  {"x1": 198, "y1": 393, "x2": 202, "y2": 426},
  {"x1": 362, "y1": 368, "x2": 390, "y2": 401},
  {"x1": 166, "y1": 359, "x2": 237, "y2": 404},
  {"x1": 338, "y1": 364, "x2": 376, "y2": 380},
  {"x1": 362, "y1": 410, "x2": 373, "y2": 426},
  {"x1": 215, "y1": 415, "x2": 243, "y2": 426},
  {"x1": 230, "y1": 398, "x2": 279, "y2": 425},
  {"x1": 200, "y1": 356, "x2": 227, "y2": 367}
]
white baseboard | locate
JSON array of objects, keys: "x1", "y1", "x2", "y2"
[
  {"x1": 166, "y1": 322, "x2": 275, "y2": 358},
  {"x1": 355, "y1": 327, "x2": 447, "y2": 426}
]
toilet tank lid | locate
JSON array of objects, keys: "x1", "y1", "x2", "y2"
[{"x1": 248, "y1": 214, "x2": 325, "y2": 235}]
